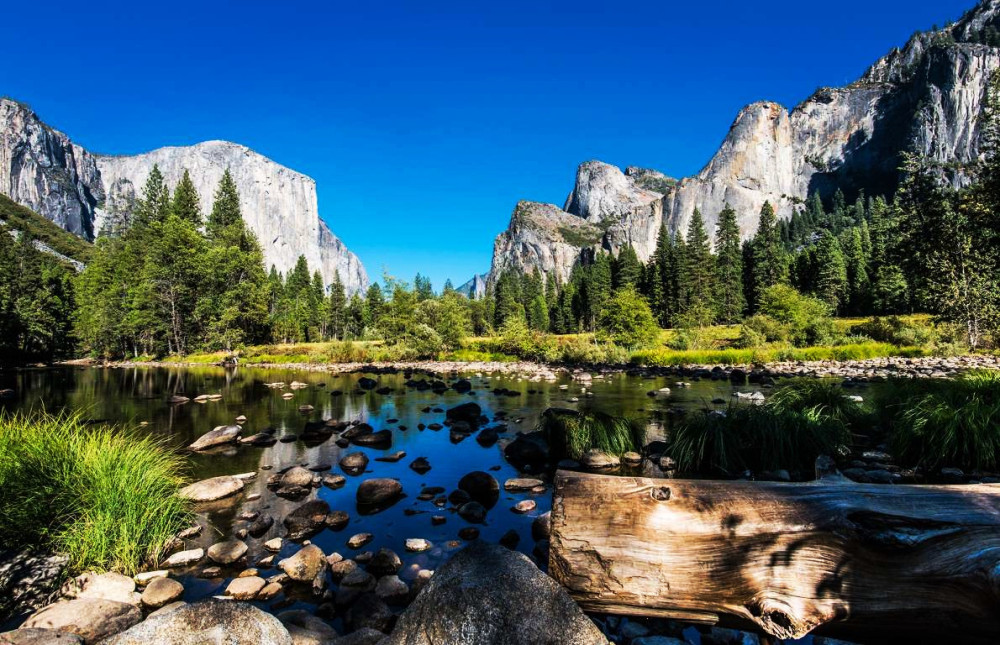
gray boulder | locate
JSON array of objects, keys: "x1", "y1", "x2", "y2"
[
  {"x1": 382, "y1": 542, "x2": 607, "y2": 644},
  {"x1": 102, "y1": 600, "x2": 291, "y2": 644},
  {"x1": 22, "y1": 598, "x2": 142, "y2": 644},
  {"x1": 0, "y1": 551, "x2": 67, "y2": 625}
]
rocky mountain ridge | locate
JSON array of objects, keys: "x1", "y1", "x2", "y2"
[
  {"x1": 0, "y1": 99, "x2": 368, "y2": 293},
  {"x1": 487, "y1": 0, "x2": 1000, "y2": 284}
]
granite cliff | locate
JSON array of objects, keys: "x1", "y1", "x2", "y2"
[
  {"x1": 488, "y1": 0, "x2": 1000, "y2": 282},
  {"x1": 0, "y1": 99, "x2": 368, "y2": 292}
]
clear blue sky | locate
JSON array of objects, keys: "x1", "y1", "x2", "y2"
[{"x1": 1, "y1": 0, "x2": 975, "y2": 289}]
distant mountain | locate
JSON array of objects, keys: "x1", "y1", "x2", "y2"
[
  {"x1": 0, "y1": 99, "x2": 368, "y2": 293},
  {"x1": 489, "y1": 0, "x2": 1000, "y2": 283},
  {"x1": 457, "y1": 274, "x2": 487, "y2": 299}
]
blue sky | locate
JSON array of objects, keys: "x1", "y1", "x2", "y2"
[{"x1": 1, "y1": 0, "x2": 975, "y2": 289}]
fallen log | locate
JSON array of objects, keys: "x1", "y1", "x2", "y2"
[{"x1": 550, "y1": 467, "x2": 1000, "y2": 643}]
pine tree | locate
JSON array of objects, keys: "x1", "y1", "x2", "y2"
[
  {"x1": 586, "y1": 253, "x2": 613, "y2": 330},
  {"x1": 364, "y1": 283, "x2": 385, "y2": 331},
  {"x1": 135, "y1": 165, "x2": 171, "y2": 228},
  {"x1": 749, "y1": 201, "x2": 786, "y2": 312},
  {"x1": 207, "y1": 169, "x2": 242, "y2": 240},
  {"x1": 682, "y1": 208, "x2": 715, "y2": 313},
  {"x1": 613, "y1": 244, "x2": 642, "y2": 289},
  {"x1": 171, "y1": 170, "x2": 202, "y2": 225},
  {"x1": 813, "y1": 231, "x2": 848, "y2": 312},
  {"x1": 414, "y1": 273, "x2": 433, "y2": 301},
  {"x1": 844, "y1": 227, "x2": 870, "y2": 315},
  {"x1": 714, "y1": 204, "x2": 745, "y2": 323},
  {"x1": 328, "y1": 271, "x2": 347, "y2": 340}
]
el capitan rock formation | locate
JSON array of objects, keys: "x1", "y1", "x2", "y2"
[{"x1": 0, "y1": 98, "x2": 367, "y2": 292}]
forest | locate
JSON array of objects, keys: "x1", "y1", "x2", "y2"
[{"x1": 3, "y1": 81, "x2": 1000, "y2": 365}]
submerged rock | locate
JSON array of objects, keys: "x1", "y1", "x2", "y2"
[
  {"x1": 457, "y1": 472, "x2": 499, "y2": 508},
  {"x1": 356, "y1": 479, "x2": 403, "y2": 513},
  {"x1": 187, "y1": 425, "x2": 241, "y2": 451},
  {"x1": 283, "y1": 500, "x2": 332, "y2": 541},
  {"x1": 381, "y1": 542, "x2": 606, "y2": 644}
]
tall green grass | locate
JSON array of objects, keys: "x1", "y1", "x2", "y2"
[
  {"x1": 0, "y1": 412, "x2": 190, "y2": 574},
  {"x1": 538, "y1": 408, "x2": 646, "y2": 460},
  {"x1": 882, "y1": 370, "x2": 1000, "y2": 472},
  {"x1": 668, "y1": 400, "x2": 853, "y2": 476}
]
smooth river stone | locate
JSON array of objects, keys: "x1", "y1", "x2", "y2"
[
  {"x1": 177, "y1": 476, "x2": 244, "y2": 502},
  {"x1": 503, "y1": 478, "x2": 544, "y2": 492},
  {"x1": 187, "y1": 425, "x2": 241, "y2": 451}
]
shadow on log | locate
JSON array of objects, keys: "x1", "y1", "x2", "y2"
[{"x1": 549, "y1": 463, "x2": 1000, "y2": 644}]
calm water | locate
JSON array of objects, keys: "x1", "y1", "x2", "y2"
[{"x1": 0, "y1": 365, "x2": 760, "y2": 622}]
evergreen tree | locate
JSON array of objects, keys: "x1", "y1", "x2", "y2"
[
  {"x1": 328, "y1": 271, "x2": 347, "y2": 340},
  {"x1": 843, "y1": 227, "x2": 870, "y2": 314},
  {"x1": 414, "y1": 273, "x2": 434, "y2": 301},
  {"x1": 812, "y1": 231, "x2": 848, "y2": 312},
  {"x1": 612, "y1": 244, "x2": 642, "y2": 289},
  {"x1": 681, "y1": 208, "x2": 715, "y2": 313},
  {"x1": 364, "y1": 283, "x2": 385, "y2": 332},
  {"x1": 135, "y1": 165, "x2": 171, "y2": 228},
  {"x1": 207, "y1": 169, "x2": 241, "y2": 240},
  {"x1": 749, "y1": 201, "x2": 786, "y2": 312},
  {"x1": 714, "y1": 204, "x2": 745, "y2": 323},
  {"x1": 171, "y1": 170, "x2": 202, "y2": 225}
]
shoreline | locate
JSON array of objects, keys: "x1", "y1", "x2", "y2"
[{"x1": 83, "y1": 353, "x2": 1000, "y2": 381}]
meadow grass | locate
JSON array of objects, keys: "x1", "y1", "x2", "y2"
[
  {"x1": 537, "y1": 408, "x2": 646, "y2": 460},
  {"x1": 0, "y1": 412, "x2": 190, "y2": 574}
]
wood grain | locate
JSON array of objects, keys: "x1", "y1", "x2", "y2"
[{"x1": 550, "y1": 469, "x2": 1000, "y2": 642}]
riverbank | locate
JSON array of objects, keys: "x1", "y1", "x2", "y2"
[{"x1": 98, "y1": 353, "x2": 1000, "y2": 382}]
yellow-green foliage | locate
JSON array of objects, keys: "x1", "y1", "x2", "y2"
[{"x1": 0, "y1": 412, "x2": 190, "y2": 574}]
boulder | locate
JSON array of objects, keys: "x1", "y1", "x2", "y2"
[
  {"x1": 0, "y1": 628, "x2": 83, "y2": 644},
  {"x1": 139, "y1": 578, "x2": 183, "y2": 609},
  {"x1": 207, "y1": 540, "x2": 248, "y2": 565},
  {"x1": 381, "y1": 542, "x2": 607, "y2": 644},
  {"x1": 445, "y1": 402, "x2": 481, "y2": 425},
  {"x1": 457, "y1": 472, "x2": 499, "y2": 508},
  {"x1": 409, "y1": 457, "x2": 431, "y2": 475},
  {"x1": 280, "y1": 466, "x2": 315, "y2": 488},
  {"x1": 356, "y1": 479, "x2": 403, "y2": 514},
  {"x1": 178, "y1": 476, "x2": 244, "y2": 503},
  {"x1": 188, "y1": 425, "x2": 241, "y2": 451},
  {"x1": 283, "y1": 500, "x2": 332, "y2": 541},
  {"x1": 0, "y1": 551, "x2": 67, "y2": 624},
  {"x1": 503, "y1": 433, "x2": 549, "y2": 472},
  {"x1": 60, "y1": 572, "x2": 139, "y2": 606},
  {"x1": 22, "y1": 599, "x2": 142, "y2": 644},
  {"x1": 224, "y1": 576, "x2": 266, "y2": 600},
  {"x1": 161, "y1": 549, "x2": 204, "y2": 568},
  {"x1": 279, "y1": 545, "x2": 327, "y2": 583},
  {"x1": 339, "y1": 453, "x2": 370, "y2": 476},
  {"x1": 367, "y1": 549, "x2": 402, "y2": 576},
  {"x1": 102, "y1": 600, "x2": 292, "y2": 644},
  {"x1": 278, "y1": 610, "x2": 340, "y2": 644}
]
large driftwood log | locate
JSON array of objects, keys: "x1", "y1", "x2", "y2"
[{"x1": 550, "y1": 469, "x2": 1000, "y2": 642}]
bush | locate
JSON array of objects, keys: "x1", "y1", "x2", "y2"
[
  {"x1": 538, "y1": 408, "x2": 646, "y2": 460},
  {"x1": 597, "y1": 287, "x2": 660, "y2": 349},
  {"x1": 886, "y1": 370, "x2": 1000, "y2": 471},
  {"x1": 735, "y1": 314, "x2": 789, "y2": 348},
  {"x1": 757, "y1": 285, "x2": 833, "y2": 346},
  {"x1": 0, "y1": 412, "x2": 190, "y2": 574}
]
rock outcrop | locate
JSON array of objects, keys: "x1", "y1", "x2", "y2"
[
  {"x1": 488, "y1": 0, "x2": 1000, "y2": 281},
  {"x1": 0, "y1": 99, "x2": 367, "y2": 292}
]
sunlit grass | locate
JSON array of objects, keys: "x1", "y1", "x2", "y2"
[
  {"x1": 0, "y1": 412, "x2": 190, "y2": 574},
  {"x1": 538, "y1": 408, "x2": 646, "y2": 460}
]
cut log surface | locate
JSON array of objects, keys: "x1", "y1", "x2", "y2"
[{"x1": 550, "y1": 469, "x2": 1000, "y2": 642}]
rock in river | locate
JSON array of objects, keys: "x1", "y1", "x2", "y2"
[
  {"x1": 178, "y1": 476, "x2": 244, "y2": 503},
  {"x1": 381, "y1": 541, "x2": 606, "y2": 645},
  {"x1": 279, "y1": 545, "x2": 327, "y2": 583},
  {"x1": 340, "y1": 452, "x2": 370, "y2": 476},
  {"x1": 356, "y1": 478, "x2": 403, "y2": 514},
  {"x1": 458, "y1": 471, "x2": 499, "y2": 508},
  {"x1": 207, "y1": 540, "x2": 248, "y2": 565},
  {"x1": 140, "y1": 578, "x2": 183, "y2": 609},
  {"x1": 187, "y1": 425, "x2": 241, "y2": 451},
  {"x1": 102, "y1": 599, "x2": 292, "y2": 645},
  {"x1": 283, "y1": 500, "x2": 331, "y2": 541}
]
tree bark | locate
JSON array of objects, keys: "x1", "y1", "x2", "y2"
[{"x1": 550, "y1": 469, "x2": 1000, "y2": 643}]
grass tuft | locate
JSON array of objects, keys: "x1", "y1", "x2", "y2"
[
  {"x1": 538, "y1": 408, "x2": 646, "y2": 460},
  {"x1": 0, "y1": 412, "x2": 190, "y2": 574}
]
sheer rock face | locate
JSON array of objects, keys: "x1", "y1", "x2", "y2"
[
  {"x1": 0, "y1": 100, "x2": 368, "y2": 293},
  {"x1": 489, "y1": 0, "x2": 1000, "y2": 281},
  {"x1": 0, "y1": 99, "x2": 103, "y2": 239}
]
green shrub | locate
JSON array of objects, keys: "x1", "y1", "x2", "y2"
[
  {"x1": 538, "y1": 408, "x2": 646, "y2": 460},
  {"x1": 0, "y1": 412, "x2": 190, "y2": 574},
  {"x1": 597, "y1": 287, "x2": 659, "y2": 349},
  {"x1": 887, "y1": 370, "x2": 1000, "y2": 471},
  {"x1": 735, "y1": 314, "x2": 789, "y2": 348},
  {"x1": 758, "y1": 285, "x2": 833, "y2": 346}
]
